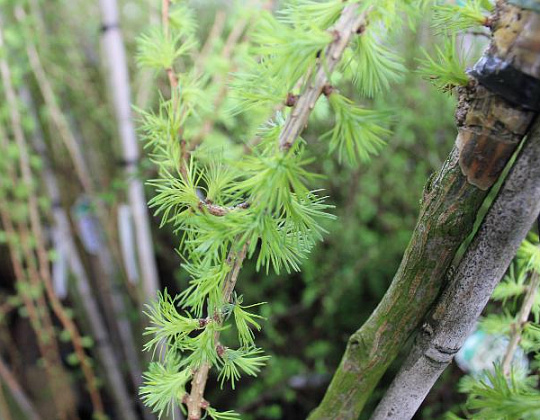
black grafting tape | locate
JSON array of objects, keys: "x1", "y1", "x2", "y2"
[{"x1": 470, "y1": 54, "x2": 540, "y2": 111}]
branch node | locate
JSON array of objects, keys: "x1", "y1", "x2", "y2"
[
  {"x1": 285, "y1": 92, "x2": 299, "y2": 107},
  {"x1": 322, "y1": 84, "x2": 335, "y2": 97}
]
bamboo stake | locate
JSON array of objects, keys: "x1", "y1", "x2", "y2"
[
  {"x1": 98, "y1": 0, "x2": 161, "y2": 305},
  {"x1": 370, "y1": 117, "x2": 540, "y2": 420}
]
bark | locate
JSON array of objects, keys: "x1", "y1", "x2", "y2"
[
  {"x1": 309, "y1": 2, "x2": 539, "y2": 418},
  {"x1": 370, "y1": 117, "x2": 540, "y2": 420}
]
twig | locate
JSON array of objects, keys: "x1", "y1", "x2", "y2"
[
  {"x1": 369, "y1": 118, "x2": 540, "y2": 420},
  {"x1": 186, "y1": 244, "x2": 248, "y2": 420},
  {"x1": 0, "y1": 378, "x2": 13, "y2": 420},
  {"x1": 501, "y1": 270, "x2": 540, "y2": 376},
  {"x1": 0, "y1": 23, "x2": 72, "y2": 420},
  {"x1": 16, "y1": 11, "x2": 94, "y2": 195},
  {"x1": 162, "y1": 0, "x2": 179, "y2": 90},
  {"x1": 278, "y1": 4, "x2": 367, "y2": 151}
]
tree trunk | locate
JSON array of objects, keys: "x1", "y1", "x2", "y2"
[
  {"x1": 370, "y1": 116, "x2": 540, "y2": 420},
  {"x1": 310, "y1": 1, "x2": 539, "y2": 418}
]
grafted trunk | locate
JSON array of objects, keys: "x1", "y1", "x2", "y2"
[
  {"x1": 310, "y1": 1, "x2": 539, "y2": 418},
  {"x1": 370, "y1": 117, "x2": 540, "y2": 420}
]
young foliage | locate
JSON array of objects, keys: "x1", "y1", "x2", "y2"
[
  {"x1": 136, "y1": 26, "x2": 197, "y2": 71},
  {"x1": 463, "y1": 367, "x2": 540, "y2": 420},
  {"x1": 218, "y1": 347, "x2": 270, "y2": 389},
  {"x1": 137, "y1": 0, "x2": 413, "y2": 416},
  {"x1": 251, "y1": 12, "x2": 332, "y2": 88},
  {"x1": 322, "y1": 92, "x2": 389, "y2": 165},
  {"x1": 417, "y1": 36, "x2": 469, "y2": 92},
  {"x1": 143, "y1": 290, "x2": 201, "y2": 356},
  {"x1": 349, "y1": 30, "x2": 405, "y2": 97},
  {"x1": 278, "y1": 0, "x2": 345, "y2": 30},
  {"x1": 140, "y1": 358, "x2": 192, "y2": 418},
  {"x1": 433, "y1": 0, "x2": 492, "y2": 33}
]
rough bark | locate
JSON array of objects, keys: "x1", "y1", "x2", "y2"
[
  {"x1": 370, "y1": 117, "x2": 540, "y2": 420},
  {"x1": 309, "y1": 2, "x2": 538, "y2": 418}
]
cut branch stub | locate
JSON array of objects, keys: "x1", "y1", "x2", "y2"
[
  {"x1": 455, "y1": 83, "x2": 535, "y2": 190},
  {"x1": 459, "y1": 1, "x2": 540, "y2": 190}
]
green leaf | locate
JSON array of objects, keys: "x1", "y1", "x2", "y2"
[
  {"x1": 140, "y1": 357, "x2": 192, "y2": 418},
  {"x1": 218, "y1": 347, "x2": 270, "y2": 389},
  {"x1": 350, "y1": 30, "x2": 405, "y2": 97},
  {"x1": 252, "y1": 12, "x2": 332, "y2": 88},
  {"x1": 322, "y1": 93, "x2": 389, "y2": 165},
  {"x1": 417, "y1": 36, "x2": 469, "y2": 92},
  {"x1": 433, "y1": 1, "x2": 490, "y2": 33},
  {"x1": 143, "y1": 289, "x2": 201, "y2": 356},
  {"x1": 136, "y1": 26, "x2": 197, "y2": 70}
]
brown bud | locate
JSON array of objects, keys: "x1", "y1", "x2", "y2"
[{"x1": 285, "y1": 93, "x2": 299, "y2": 107}]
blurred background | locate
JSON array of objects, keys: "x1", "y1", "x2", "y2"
[{"x1": 0, "y1": 0, "x2": 483, "y2": 419}]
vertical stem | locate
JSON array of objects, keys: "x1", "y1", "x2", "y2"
[
  {"x1": 21, "y1": 87, "x2": 141, "y2": 420},
  {"x1": 98, "y1": 0, "x2": 161, "y2": 305},
  {"x1": 501, "y1": 270, "x2": 540, "y2": 376},
  {"x1": 186, "y1": 244, "x2": 248, "y2": 420}
]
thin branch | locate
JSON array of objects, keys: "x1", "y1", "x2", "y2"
[
  {"x1": 370, "y1": 118, "x2": 540, "y2": 420},
  {"x1": 21, "y1": 86, "x2": 141, "y2": 420},
  {"x1": 15, "y1": 8, "x2": 94, "y2": 195},
  {"x1": 0, "y1": 26, "x2": 105, "y2": 415},
  {"x1": 0, "y1": 379, "x2": 13, "y2": 420},
  {"x1": 186, "y1": 243, "x2": 248, "y2": 420},
  {"x1": 310, "y1": 2, "x2": 539, "y2": 416},
  {"x1": 278, "y1": 4, "x2": 367, "y2": 150},
  {"x1": 501, "y1": 269, "x2": 540, "y2": 376}
]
